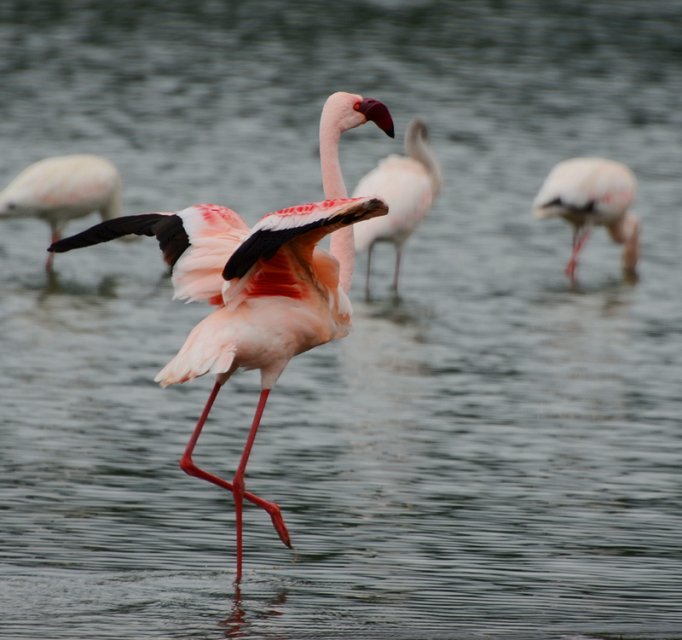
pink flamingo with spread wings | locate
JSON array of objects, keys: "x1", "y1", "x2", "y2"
[
  {"x1": 352, "y1": 117, "x2": 441, "y2": 299},
  {"x1": 49, "y1": 92, "x2": 394, "y2": 582},
  {"x1": 0, "y1": 154, "x2": 122, "y2": 272},
  {"x1": 532, "y1": 157, "x2": 640, "y2": 283}
]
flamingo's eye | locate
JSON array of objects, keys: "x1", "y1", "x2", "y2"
[{"x1": 353, "y1": 102, "x2": 361, "y2": 111}]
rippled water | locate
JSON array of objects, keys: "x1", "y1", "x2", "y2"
[{"x1": 1, "y1": 2, "x2": 681, "y2": 639}]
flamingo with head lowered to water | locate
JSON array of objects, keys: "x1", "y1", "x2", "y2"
[
  {"x1": 532, "y1": 157, "x2": 640, "y2": 283},
  {"x1": 0, "y1": 154, "x2": 122, "y2": 272}
]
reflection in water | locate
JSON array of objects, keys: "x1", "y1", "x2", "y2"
[
  {"x1": 220, "y1": 585, "x2": 288, "y2": 639},
  {"x1": 221, "y1": 586, "x2": 247, "y2": 639},
  {"x1": 38, "y1": 271, "x2": 120, "y2": 300},
  {"x1": 564, "y1": 270, "x2": 639, "y2": 296},
  {"x1": 358, "y1": 294, "x2": 436, "y2": 329}
]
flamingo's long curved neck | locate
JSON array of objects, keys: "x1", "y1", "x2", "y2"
[
  {"x1": 406, "y1": 123, "x2": 442, "y2": 197},
  {"x1": 320, "y1": 108, "x2": 354, "y2": 293},
  {"x1": 607, "y1": 211, "x2": 640, "y2": 273}
]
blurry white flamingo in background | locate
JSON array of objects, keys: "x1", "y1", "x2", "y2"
[
  {"x1": 532, "y1": 157, "x2": 639, "y2": 283},
  {"x1": 353, "y1": 117, "x2": 442, "y2": 299},
  {"x1": 0, "y1": 154, "x2": 122, "y2": 272}
]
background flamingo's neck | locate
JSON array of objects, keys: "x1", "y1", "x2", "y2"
[
  {"x1": 320, "y1": 119, "x2": 354, "y2": 293},
  {"x1": 608, "y1": 211, "x2": 640, "y2": 273},
  {"x1": 406, "y1": 122, "x2": 442, "y2": 197}
]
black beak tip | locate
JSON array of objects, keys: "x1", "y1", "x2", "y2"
[{"x1": 358, "y1": 98, "x2": 395, "y2": 139}]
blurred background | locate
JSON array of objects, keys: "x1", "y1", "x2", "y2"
[{"x1": 1, "y1": 1, "x2": 681, "y2": 639}]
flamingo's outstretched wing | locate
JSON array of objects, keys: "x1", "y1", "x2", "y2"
[
  {"x1": 48, "y1": 212, "x2": 185, "y2": 260},
  {"x1": 170, "y1": 205, "x2": 249, "y2": 304},
  {"x1": 222, "y1": 197, "x2": 387, "y2": 308},
  {"x1": 49, "y1": 203, "x2": 249, "y2": 305}
]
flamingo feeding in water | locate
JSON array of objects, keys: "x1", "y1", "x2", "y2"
[
  {"x1": 0, "y1": 154, "x2": 122, "y2": 272},
  {"x1": 352, "y1": 117, "x2": 441, "y2": 299},
  {"x1": 48, "y1": 92, "x2": 394, "y2": 583},
  {"x1": 532, "y1": 157, "x2": 640, "y2": 283}
]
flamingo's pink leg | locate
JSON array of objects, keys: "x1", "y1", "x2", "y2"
[
  {"x1": 232, "y1": 388, "x2": 270, "y2": 584},
  {"x1": 46, "y1": 230, "x2": 60, "y2": 272},
  {"x1": 564, "y1": 226, "x2": 591, "y2": 282},
  {"x1": 179, "y1": 382, "x2": 291, "y2": 552}
]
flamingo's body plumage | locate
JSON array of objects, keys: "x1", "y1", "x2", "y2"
[
  {"x1": 49, "y1": 92, "x2": 394, "y2": 582},
  {"x1": 0, "y1": 154, "x2": 122, "y2": 271},
  {"x1": 532, "y1": 157, "x2": 639, "y2": 282},
  {"x1": 353, "y1": 118, "x2": 441, "y2": 298},
  {"x1": 151, "y1": 198, "x2": 380, "y2": 389}
]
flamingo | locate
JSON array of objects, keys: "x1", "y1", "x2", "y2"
[
  {"x1": 352, "y1": 117, "x2": 441, "y2": 299},
  {"x1": 532, "y1": 157, "x2": 640, "y2": 283},
  {"x1": 48, "y1": 92, "x2": 394, "y2": 582},
  {"x1": 0, "y1": 154, "x2": 122, "y2": 272}
]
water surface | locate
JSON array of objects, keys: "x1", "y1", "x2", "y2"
[{"x1": 1, "y1": 2, "x2": 681, "y2": 639}]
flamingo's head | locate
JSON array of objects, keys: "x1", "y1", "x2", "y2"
[
  {"x1": 322, "y1": 92, "x2": 394, "y2": 138},
  {"x1": 0, "y1": 188, "x2": 30, "y2": 218}
]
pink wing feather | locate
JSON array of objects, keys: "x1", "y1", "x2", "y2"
[
  {"x1": 222, "y1": 197, "x2": 387, "y2": 309},
  {"x1": 171, "y1": 204, "x2": 250, "y2": 305}
]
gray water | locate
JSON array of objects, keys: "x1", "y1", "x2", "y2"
[{"x1": 1, "y1": 2, "x2": 681, "y2": 639}]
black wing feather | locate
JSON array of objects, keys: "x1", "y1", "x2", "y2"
[
  {"x1": 222, "y1": 198, "x2": 386, "y2": 280},
  {"x1": 541, "y1": 197, "x2": 597, "y2": 214},
  {"x1": 48, "y1": 214, "x2": 190, "y2": 268},
  {"x1": 222, "y1": 214, "x2": 344, "y2": 280}
]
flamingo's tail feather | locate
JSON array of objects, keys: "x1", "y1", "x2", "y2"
[{"x1": 155, "y1": 310, "x2": 237, "y2": 387}]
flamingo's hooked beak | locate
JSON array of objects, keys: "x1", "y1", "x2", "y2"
[{"x1": 357, "y1": 98, "x2": 395, "y2": 138}]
